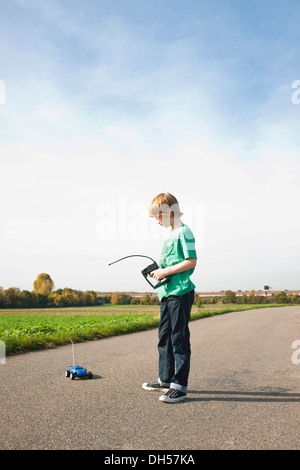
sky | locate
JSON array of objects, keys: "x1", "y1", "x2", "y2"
[{"x1": 0, "y1": 0, "x2": 300, "y2": 293}]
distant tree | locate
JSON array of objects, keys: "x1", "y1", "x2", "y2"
[
  {"x1": 275, "y1": 291, "x2": 289, "y2": 304},
  {"x1": 223, "y1": 290, "x2": 237, "y2": 304},
  {"x1": 293, "y1": 295, "x2": 300, "y2": 304},
  {"x1": 4, "y1": 288, "x2": 18, "y2": 308},
  {"x1": 251, "y1": 295, "x2": 265, "y2": 304},
  {"x1": 0, "y1": 294, "x2": 4, "y2": 308},
  {"x1": 33, "y1": 273, "x2": 54, "y2": 296},
  {"x1": 31, "y1": 292, "x2": 48, "y2": 308},
  {"x1": 150, "y1": 295, "x2": 160, "y2": 305},
  {"x1": 194, "y1": 293, "x2": 202, "y2": 306},
  {"x1": 16, "y1": 290, "x2": 34, "y2": 308},
  {"x1": 97, "y1": 296, "x2": 105, "y2": 305},
  {"x1": 111, "y1": 292, "x2": 122, "y2": 305},
  {"x1": 238, "y1": 294, "x2": 249, "y2": 304},
  {"x1": 141, "y1": 294, "x2": 151, "y2": 305},
  {"x1": 111, "y1": 292, "x2": 131, "y2": 305},
  {"x1": 51, "y1": 293, "x2": 66, "y2": 307},
  {"x1": 83, "y1": 290, "x2": 98, "y2": 306},
  {"x1": 61, "y1": 287, "x2": 80, "y2": 306},
  {"x1": 62, "y1": 287, "x2": 73, "y2": 295}
]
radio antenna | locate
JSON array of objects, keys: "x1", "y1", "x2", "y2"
[
  {"x1": 108, "y1": 254, "x2": 156, "y2": 266},
  {"x1": 108, "y1": 254, "x2": 169, "y2": 290}
]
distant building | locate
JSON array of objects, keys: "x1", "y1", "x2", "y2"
[{"x1": 97, "y1": 290, "x2": 300, "y2": 298}]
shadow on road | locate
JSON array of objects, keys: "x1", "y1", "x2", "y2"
[{"x1": 187, "y1": 389, "x2": 300, "y2": 403}]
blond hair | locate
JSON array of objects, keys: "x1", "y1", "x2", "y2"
[{"x1": 149, "y1": 192, "x2": 183, "y2": 218}]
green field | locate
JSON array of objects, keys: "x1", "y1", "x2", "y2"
[{"x1": 0, "y1": 303, "x2": 281, "y2": 355}]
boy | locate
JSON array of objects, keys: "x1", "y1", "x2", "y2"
[{"x1": 142, "y1": 193, "x2": 197, "y2": 403}]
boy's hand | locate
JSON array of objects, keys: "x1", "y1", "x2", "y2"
[
  {"x1": 149, "y1": 268, "x2": 168, "y2": 281},
  {"x1": 149, "y1": 259, "x2": 196, "y2": 280}
]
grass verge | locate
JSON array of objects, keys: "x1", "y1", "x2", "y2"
[{"x1": 0, "y1": 304, "x2": 285, "y2": 355}]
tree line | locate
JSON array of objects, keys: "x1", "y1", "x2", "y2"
[
  {"x1": 0, "y1": 273, "x2": 160, "y2": 309},
  {"x1": 0, "y1": 274, "x2": 299, "y2": 309},
  {"x1": 0, "y1": 273, "x2": 99, "y2": 309},
  {"x1": 196, "y1": 290, "x2": 300, "y2": 306}
]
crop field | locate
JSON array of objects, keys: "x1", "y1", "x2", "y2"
[
  {"x1": 0, "y1": 304, "x2": 161, "y2": 316},
  {"x1": 0, "y1": 303, "x2": 279, "y2": 355}
]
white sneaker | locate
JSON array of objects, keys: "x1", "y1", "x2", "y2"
[
  {"x1": 142, "y1": 380, "x2": 170, "y2": 391},
  {"x1": 159, "y1": 388, "x2": 187, "y2": 403}
]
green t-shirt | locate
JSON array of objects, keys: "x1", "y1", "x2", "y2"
[{"x1": 156, "y1": 224, "x2": 197, "y2": 300}]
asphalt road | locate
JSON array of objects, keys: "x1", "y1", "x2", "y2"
[{"x1": 0, "y1": 306, "x2": 299, "y2": 450}]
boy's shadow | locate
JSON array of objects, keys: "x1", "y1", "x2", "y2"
[{"x1": 187, "y1": 389, "x2": 300, "y2": 403}]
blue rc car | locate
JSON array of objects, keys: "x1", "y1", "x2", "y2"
[{"x1": 65, "y1": 365, "x2": 93, "y2": 380}]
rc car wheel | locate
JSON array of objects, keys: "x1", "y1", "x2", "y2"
[
  {"x1": 88, "y1": 372, "x2": 93, "y2": 379},
  {"x1": 70, "y1": 373, "x2": 76, "y2": 380},
  {"x1": 65, "y1": 370, "x2": 70, "y2": 377}
]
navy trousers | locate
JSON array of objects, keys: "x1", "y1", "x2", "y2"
[{"x1": 158, "y1": 290, "x2": 194, "y2": 393}]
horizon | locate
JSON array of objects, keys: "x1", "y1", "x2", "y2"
[{"x1": 1, "y1": 282, "x2": 299, "y2": 296}]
